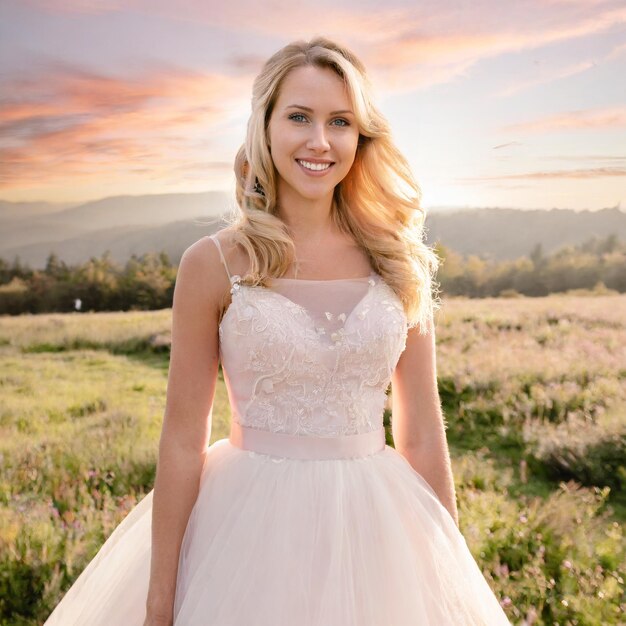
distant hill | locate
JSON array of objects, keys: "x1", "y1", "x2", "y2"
[
  {"x1": 1, "y1": 217, "x2": 230, "y2": 267},
  {"x1": 0, "y1": 191, "x2": 232, "y2": 252},
  {"x1": 424, "y1": 206, "x2": 626, "y2": 260},
  {"x1": 0, "y1": 200, "x2": 78, "y2": 222},
  {"x1": 0, "y1": 192, "x2": 623, "y2": 268}
]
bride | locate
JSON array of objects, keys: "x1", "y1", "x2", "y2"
[{"x1": 46, "y1": 36, "x2": 511, "y2": 626}]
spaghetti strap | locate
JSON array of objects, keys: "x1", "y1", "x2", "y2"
[{"x1": 208, "y1": 234, "x2": 232, "y2": 282}]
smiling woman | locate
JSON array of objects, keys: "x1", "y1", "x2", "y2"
[
  {"x1": 44, "y1": 36, "x2": 512, "y2": 626},
  {"x1": 267, "y1": 69, "x2": 360, "y2": 203}
]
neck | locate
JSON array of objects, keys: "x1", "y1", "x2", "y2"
[{"x1": 275, "y1": 187, "x2": 338, "y2": 242}]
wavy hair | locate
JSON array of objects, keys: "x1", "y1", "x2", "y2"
[{"x1": 224, "y1": 36, "x2": 441, "y2": 333}]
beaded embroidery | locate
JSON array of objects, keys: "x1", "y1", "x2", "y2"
[{"x1": 218, "y1": 271, "x2": 408, "y2": 438}]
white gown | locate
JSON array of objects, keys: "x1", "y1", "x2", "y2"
[{"x1": 45, "y1": 234, "x2": 512, "y2": 625}]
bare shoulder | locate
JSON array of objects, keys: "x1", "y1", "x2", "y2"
[
  {"x1": 174, "y1": 234, "x2": 231, "y2": 323},
  {"x1": 208, "y1": 227, "x2": 250, "y2": 277}
]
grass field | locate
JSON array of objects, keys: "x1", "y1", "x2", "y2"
[{"x1": 1, "y1": 294, "x2": 624, "y2": 625}]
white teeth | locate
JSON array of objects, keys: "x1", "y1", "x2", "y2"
[{"x1": 298, "y1": 160, "x2": 332, "y2": 171}]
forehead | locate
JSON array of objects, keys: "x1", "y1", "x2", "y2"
[{"x1": 275, "y1": 65, "x2": 351, "y2": 110}]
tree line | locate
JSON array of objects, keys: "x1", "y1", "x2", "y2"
[
  {"x1": 439, "y1": 233, "x2": 625, "y2": 298},
  {"x1": 0, "y1": 234, "x2": 623, "y2": 315},
  {"x1": 0, "y1": 251, "x2": 176, "y2": 315}
]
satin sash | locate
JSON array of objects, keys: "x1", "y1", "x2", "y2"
[{"x1": 229, "y1": 421, "x2": 386, "y2": 460}]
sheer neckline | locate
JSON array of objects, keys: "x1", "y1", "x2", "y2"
[{"x1": 220, "y1": 274, "x2": 381, "y2": 336}]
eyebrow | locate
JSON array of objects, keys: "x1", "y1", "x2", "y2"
[{"x1": 285, "y1": 104, "x2": 354, "y2": 116}]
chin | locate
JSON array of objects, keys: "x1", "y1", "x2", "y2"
[{"x1": 297, "y1": 188, "x2": 335, "y2": 201}]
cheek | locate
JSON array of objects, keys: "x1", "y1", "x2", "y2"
[
  {"x1": 270, "y1": 126, "x2": 292, "y2": 156},
  {"x1": 272, "y1": 142, "x2": 292, "y2": 170},
  {"x1": 338, "y1": 134, "x2": 359, "y2": 166},
  {"x1": 341, "y1": 128, "x2": 359, "y2": 151},
  {"x1": 267, "y1": 130, "x2": 286, "y2": 165}
]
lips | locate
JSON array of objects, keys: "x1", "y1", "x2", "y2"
[
  {"x1": 295, "y1": 159, "x2": 335, "y2": 174},
  {"x1": 295, "y1": 158, "x2": 334, "y2": 164}
]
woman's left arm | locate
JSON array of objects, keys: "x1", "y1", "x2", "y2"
[{"x1": 390, "y1": 315, "x2": 459, "y2": 527}]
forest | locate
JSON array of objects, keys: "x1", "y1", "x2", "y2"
[{"x1": 0, "y1": 234, "x2": 624, "y2": 315}]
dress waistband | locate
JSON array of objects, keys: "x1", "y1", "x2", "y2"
[{"x1": 228, "y1": 422, "x2": 386, "y2": 460}]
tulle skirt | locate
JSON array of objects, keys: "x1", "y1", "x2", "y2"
[{"x1": 44, "y1": 435, "x2": 511, "y2": 625}]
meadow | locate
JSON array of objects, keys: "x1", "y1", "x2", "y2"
[{"x1": 0, "y1": 293, "x2": 624, "y2": 625}]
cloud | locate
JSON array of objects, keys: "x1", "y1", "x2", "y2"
[
  {"x1": 501, "y1": 106, "x2": 626, "y2": 133},
  {"x1": 0, "y1": 60, "x2": 251, "y2": 188},
  {"x1": 494, "y1": 59, "x2": 597, "y2": 98},
  {"x1": 605, "y1": 41, "x2": 626, "y2": 61},
  {"x1": 494, "y1": 41, "x2": 626, "y2": 98},
  {"x1": 456, "y1": 166, "x2": 626, "y2": 182},
  {"x1": 22, "y1": 0, "x2": 122, "y2": 15},
  {"x1": 493, "y1": 142, "x2": 524, "y2": 150},
  {"x1": 5, "y1": 0, "x2": 624, "y2": 203},
  {"x1": 20, "y1": 1, "x2": 626, "y2": 95},
  {"x1": 367, "y1": 3, "x2": 626, "y2": 93},
  {"x1": 540, "y1": 155, "x2": 626, "y2": 162}
]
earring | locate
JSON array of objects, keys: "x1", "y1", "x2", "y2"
[{"x1": 253, "y1": 178, "x2": 265, "y2": 196}]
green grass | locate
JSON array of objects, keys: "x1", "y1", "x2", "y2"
[{"x1": 1, "y1": 295, "x2": 624, "y2": 625}]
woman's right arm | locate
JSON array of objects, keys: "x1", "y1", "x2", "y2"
[{"x1": 143, "y1": 238, "x2": 226, "y2": 625}]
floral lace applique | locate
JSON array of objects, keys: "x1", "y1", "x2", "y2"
[{"x1": 218, "y1": 274, "x2": 408, "y2": 438}]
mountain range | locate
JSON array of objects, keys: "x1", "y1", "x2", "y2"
[{"x1": 0, "y1": 193, "x2": 623, "y2": 268}]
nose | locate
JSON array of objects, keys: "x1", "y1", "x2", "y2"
[{"x1": 306, "y1": 123, "x2": 330, "y2": 152}]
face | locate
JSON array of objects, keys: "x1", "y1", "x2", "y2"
[{"x1": 267, "y1": 65, "x2": 360, "y2": 206}]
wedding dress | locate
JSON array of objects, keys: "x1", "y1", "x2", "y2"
[{"x1": 44, "y1": 234, "x2": 511, "y2": 625}]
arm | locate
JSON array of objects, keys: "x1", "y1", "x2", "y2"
[
  {"x1": 144, "y1": 240, "x2": 225, "y2": 624},
  {"x1": 390, "y1": 315, "x2": 459, "y2": 527}
]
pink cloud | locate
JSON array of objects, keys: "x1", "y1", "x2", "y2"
[
  {"x1": 15, "y1": 1, "x2": 626, "y2": 96},
  {"x1": 501, "y1": 107, "x2": 626, "y2": 133},
  {"x1": 22, "y1": 0, "x2": 123, "y2": 14},
  {"x1": 495, "y1": 41, "x2": 626, "y2": 98},
  {"x1": 0, "y1": 62, "x2": 250, "y2": 189},
  {"x1": 366, "y1": 3, "x2": 626, "y2": 93}
]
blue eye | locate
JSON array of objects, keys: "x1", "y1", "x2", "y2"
[
  {"x1": 288, "y1": 113, "x2": 307, "y2": 123},
  {"x1": 287, "y1": 113, "x2": 350, "y2": 127}
]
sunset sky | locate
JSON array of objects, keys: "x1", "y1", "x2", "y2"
[{"x1": 1, "y1": 0, "x2": 625, "y2": 211}]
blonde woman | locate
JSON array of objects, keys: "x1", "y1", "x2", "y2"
[{"x1": 45, "y1": 37, "x2": 512, "y2": 625}]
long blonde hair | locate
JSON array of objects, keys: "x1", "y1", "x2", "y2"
[{"x1": 225, "y1": 36, "x2": 440, "y2": 333}]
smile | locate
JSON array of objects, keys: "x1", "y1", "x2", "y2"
[{"x1": 296, "y1": 159, "x2": 334, "y2": 175}]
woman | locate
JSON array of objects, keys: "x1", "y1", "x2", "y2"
[{"x1": 45, "y1": 37, "x2": 511, "y2": 625}]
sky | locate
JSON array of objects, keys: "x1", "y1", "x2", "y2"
[{"x1": 0, "y1": 0, "x2": 625, "y2": 211}]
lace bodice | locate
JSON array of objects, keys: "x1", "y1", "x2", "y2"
[{"x1": 210, "y1": 235, "x2": 408, "y2": 438}]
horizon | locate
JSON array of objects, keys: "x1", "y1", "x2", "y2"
[{"x1": 0, "y1": 191, "x2": 623, "y2": 215}]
